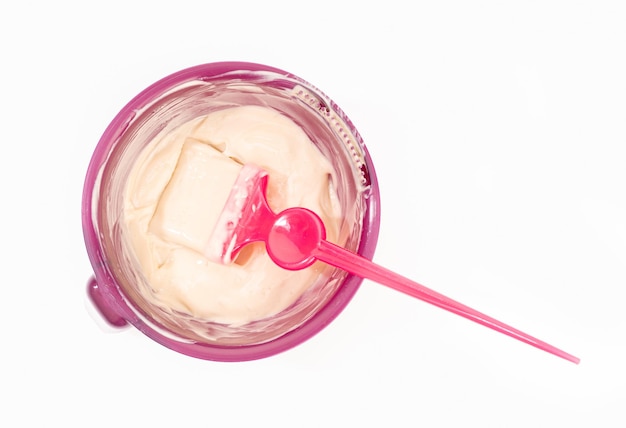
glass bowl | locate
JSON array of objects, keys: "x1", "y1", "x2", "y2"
[{"x1": 82, "y1": 62, "x2": 380, "y2": 361}]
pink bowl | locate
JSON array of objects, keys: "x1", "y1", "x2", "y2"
[{"x1": 82, "y1": 62, "x2": 380, "y2": 361}]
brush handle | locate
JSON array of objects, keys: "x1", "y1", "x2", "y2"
[
  {"x1": 314, "y1": 240, "x2": 579, "y2": 364},
  {"x1": 217, "y1": 171, "x2": 579, "y2": 364}
]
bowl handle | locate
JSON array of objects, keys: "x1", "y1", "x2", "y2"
[{"x1": 87, "y1": 276, "x2": 128, "y2": 328}]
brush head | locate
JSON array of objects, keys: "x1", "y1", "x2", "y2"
[
  {"x1": 149, "y1": 140, "x2": 245, "y2": 255},
  {"x1": 204, "y1": 164, "x2": 270, "y2": 264}
]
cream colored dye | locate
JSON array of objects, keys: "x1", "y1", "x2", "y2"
[{"x1": 123, "y1": 105, "x2": 343, "y2": 325}]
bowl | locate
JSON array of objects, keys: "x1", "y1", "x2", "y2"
[{"x1": 82, "y1": 62, "x2": 380, "y2": 361}]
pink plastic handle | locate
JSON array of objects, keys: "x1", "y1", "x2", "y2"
[{"x1": 216, "y1": 165, "x2": 580, "y2": 364}]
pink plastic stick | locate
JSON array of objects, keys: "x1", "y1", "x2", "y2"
[
  {"x1": 315, "y1": 240, "x2": 580, "y2": 363},
  {"x1": 209, "y1": 165, "x2": 580, "y2": 364}
]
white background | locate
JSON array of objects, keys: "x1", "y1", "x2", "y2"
[{"x1": 2, "y1": 1, "x2": 625, "y2": 426}]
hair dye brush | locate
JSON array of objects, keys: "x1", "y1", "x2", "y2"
[{"x1": 204, "y1": 164, "x2": 579, "y2": 364}]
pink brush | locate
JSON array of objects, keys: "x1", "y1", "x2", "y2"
[{"x1": 206, "y1": 164, "x2": 580, "y2": 364}]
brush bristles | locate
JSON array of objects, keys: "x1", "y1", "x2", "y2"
[{"x1": 204, "y1": 164, "x2": 269, "y2": 264}]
